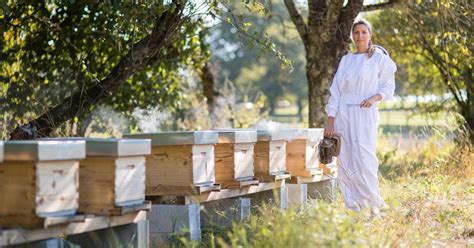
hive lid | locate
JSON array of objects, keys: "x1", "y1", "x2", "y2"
[
  {"x1": 123, "y1": 131, "x2": 218, "y2": 146},
  {"x1": 294, "y1": 128, "x2": 324, "y2": 142},
  {"x1": 257, "y1": 129, "x2": 298, "y2": 141},
  {"x1": 39, "y1": 138, "x2": 151, "y2": 157},
  {"x1": 214, "y1": 129, "x2": 257, "y2": 143},
  {"x1": 84, "y1": 138, "x2": 151, "y2": 157},
  {"x1": 0, "y1": 141, "x2": 4, "y2": 162},
  {"x1": 4, "y1": 140, "x2": 86, "y2": 161}
]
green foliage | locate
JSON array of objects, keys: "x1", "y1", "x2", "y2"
[
  {"x1": 369, "y1": 1, "x2": 473, "y2": 114},
  {"x1": 0, "y1": 1, "x2": 209, "y2": 138},
  {"x1": 210, "y1": 1, "x2": 306, "y2": 115}
]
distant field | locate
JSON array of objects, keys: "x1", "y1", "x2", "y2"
[{"x1": 271, "y1": 106, "x2": 449, "y2": 127}]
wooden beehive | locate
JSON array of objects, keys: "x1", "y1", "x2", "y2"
[
  {"x1": 254, "y1": 130, "x2": 294, "y2": 182},
  {"x1": 214, "y1": 130, "x2": 259, "y2": 188},
  {"x1": 286, "y1": 129, "x2": 325, "y2": 182},
  {"x1": 124, "y1": 131, "x2": 219, "y2": 196},
  {"x1": 77, "y1": 138, "x2": 150, "y2": 216},
  {"x1": 0, "y1": 140, "x2": 85, "y2": 229}
]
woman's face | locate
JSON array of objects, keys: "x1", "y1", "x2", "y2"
[{"x1": 352, "y1": 24, "x2": 371, "y2": 48}]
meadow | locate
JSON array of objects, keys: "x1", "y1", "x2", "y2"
[{"x1": 176, "y1": 112, "x2": 473, "y2": 247}]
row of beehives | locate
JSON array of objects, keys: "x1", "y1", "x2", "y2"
[{"x1": 0, "y1": 128, "x2": 333, "y2": 229}]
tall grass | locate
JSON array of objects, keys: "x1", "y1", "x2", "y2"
[{"x1": 176, "y1": 117, "x2": 473, "y2": 247}]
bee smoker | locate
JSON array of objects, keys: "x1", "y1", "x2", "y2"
[{"x1": 318, "y1": 135, "x2": 341, "y2": 164}]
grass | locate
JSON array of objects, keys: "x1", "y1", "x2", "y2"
[
  {"x1": 175, "y1": 120, "x2": 473, "y2": 247},
  {"x1": 272, "y1": 107, "x2": 448, "y2": 127}
]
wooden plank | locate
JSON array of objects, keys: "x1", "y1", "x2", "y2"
[
  {"x1": 0, "y1": 211, "x2": 147, "y2": 246},
  {"x1": 286, "y1": 139, "x2": 307, "y2": 176},
  {"x1": 0, "y1": 161, "x2": 38, "y2": 228},
  {"x1": 214, "y1": 143, "x2": 235, "y2": 186},
  {"x1": 254, "y1": 141, "x2": 269, "y2": 180},
  {"x1": 79, "y1": 157, "x2": 116, "y2": 215},
  {"x1": 145, "y1": 184, "x2": 220, "y2": 196},
  {"x1": 289, "y1": 170, "x2": 325, "y2": 184},
  {"x1": 146, "y1": 146, "x2": 194, "y2": 195},
  {"x1": 184, "y1": 181, "x2": 285, "y2": 204},
  {"x1": 219, "y1": 179, "x2": 260, "y2": 189}
]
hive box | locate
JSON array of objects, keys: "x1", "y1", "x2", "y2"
[
  {"x1": 77, "y1": 138, "x2": 150, "y2": 215},
  {"x1": 0, "y1": 140, "x2": 85, "y2": 229},
  {"x1": 286, "y1": 129, "x2": 325, "y2": 181},
  {"x1": 124, "y1": 131, "x2": 219, "y2": 196},
  {"x1": 214, "y1": 130, "x2": 259, "y2": 188},
  {"x1": 254, "y1": 130, "x2": 294, "y2": 182}
]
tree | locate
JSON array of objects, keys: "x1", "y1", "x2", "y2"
[
  {"x1": 370, "y1": 0, "x2": 473, "y2": 141},
  {"x1": 1, "y1": 1, "x2": 209, "y2": 139},
  {"x1": 283, "y1": 0, "x2": 399, "y2": 127}
]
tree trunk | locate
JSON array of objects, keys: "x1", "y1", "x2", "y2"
[
  {"x1": 284, "y1": 0, "x2": 398, "y2": 127},
  {"x1": 296, "y1": 97, "x2": 304, "y2": 122},
  {"x1": 200, "y1": 61, "x2": 219, "y2": 128},
  {"x1": 9, "y1": 4, "x2": 185, "y2": 140}
]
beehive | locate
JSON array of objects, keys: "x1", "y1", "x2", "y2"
[
  {"x1": 214, "y1": 130, "x2": 259, "y2": 188},
  {"x1": 254, "y1": 130, "x2": 294, "y2": 182},
  {"x1": 124, "y1": 131, "x2": 219, "y2": 196},
  {"x1": 286, "y1": 128, "x2": 325, "y2": 179},
  {"x1": 77, "y1": 138, "x2": 150, "y2": 215},
  {"x1": 0, "y1": 140, "x2": 85, "y2": 229}
]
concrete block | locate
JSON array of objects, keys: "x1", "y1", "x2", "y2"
[
  {"x1": 64, "y1": 220, "x2": 148, "y2": 248},
  {"x1": 246, "y1": 186, "x2": 288, "y2": 210},
  {"x1": 307, "y1": 179, "x2": 337, "y2": 202},
  {"x1": 148, "y1": 204, "x2": 201, "y2": 246},
  {"x1": 287, "y1": 184, "x2": 308, "y2": 208},
  {"x1": 201, "y1": 198, "x2": 251, "y2": 228}
]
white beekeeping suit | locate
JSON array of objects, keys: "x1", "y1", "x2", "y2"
[{"x1": 325, "y1": 50, "x2": 397, "y2": 210}]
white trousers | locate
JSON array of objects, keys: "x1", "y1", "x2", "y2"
[{"x1": 334, "y1": 94, "x2": 384, "y2": 210}]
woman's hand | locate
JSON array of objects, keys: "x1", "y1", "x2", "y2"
[
  {"x1": 360, "y1": 97, "x2": 375, "y2": 108},
  {"x1": 360, "y1": 95, "x2": 380, "y2": 108},
  {"x1": 324, "y1": 117, "x2": 335, "y2": 137}
]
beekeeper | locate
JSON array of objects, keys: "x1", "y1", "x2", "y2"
[{"x1": 323, "y1": 19, "x2": 397, "y2": 211}]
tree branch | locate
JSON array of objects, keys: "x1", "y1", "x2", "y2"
[
  {"x1": 361, "y1": 0, "x2": 400, "y2": 12},
  {"x1": 9, "y1": 4, "x2": 185, "y2": 140},
  {"x1": 284, "y1": 0, "x2": 308, "y2": 44}
]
